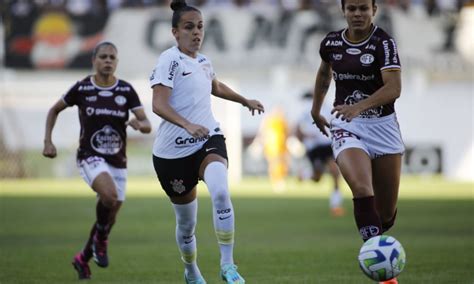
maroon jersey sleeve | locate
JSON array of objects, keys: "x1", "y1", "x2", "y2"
[
  {"x1": 319, "y1": 34, "x2": 331, "y2": 63},
  {"x1": 376, "y1": 35, "x2": 401, "y2": 72},
  {"x1": 125, "y1": 83, "x2": 143, "y2": 111},
  {"x1": 62, "y1": 81, "x2": 81, "y2": 106}
]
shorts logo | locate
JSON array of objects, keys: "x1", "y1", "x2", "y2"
[{"x1": 170, "y1": 179, "x2": 186, "y2": 194}]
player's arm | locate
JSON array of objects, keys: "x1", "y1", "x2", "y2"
[
  {"x1": 311, "y1": 60, "x2": 332, "y2": 136},
  {"x1": 332, "y1": 70, "x2": 401, "y2": 121},
  {"x1": 353, "y1": 69, "x2": 401, "y2": 111},
  {"x1": 43, "y1": 99, "x2": 68, "y2": 158},
  {"x1": 152, "y1": 84, "x2": 209, "y2": 138},
  {"x1": 128, "y1": 107, "x2": 152, "y2": 134},
  {"x1": 211, "y1": 78, "x2": 265, "y2": 116}
]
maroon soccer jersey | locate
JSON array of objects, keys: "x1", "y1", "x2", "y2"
[
  {"x1": 62, "y1": 76, "x2": 143, "y2": 168},
  {"x1": 319, "y1": 25, "x2": 401, "y2": 118}
]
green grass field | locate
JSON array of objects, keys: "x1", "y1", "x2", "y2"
[{"x1": 0, "y1": 176, "x2": 473, "y2": 284}]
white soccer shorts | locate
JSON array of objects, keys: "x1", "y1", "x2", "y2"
[
  {"x1": 330, "y1": 113, "x2": 405, "y2": 160},
  {"x1": 77, "y1": 156, "x2": 127, "y2": 201}
]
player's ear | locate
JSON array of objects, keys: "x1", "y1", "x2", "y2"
[
  {"x1": 172, "y1": 27, "x2": 179, "y2": 40},
  {"x1": 373, "y1": 4, "x2": 377, "y2": 16}
]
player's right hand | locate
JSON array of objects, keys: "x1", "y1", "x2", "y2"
[
  {"x1": 311, "y1": 114, "x2": 330, "y2": 137},
  {"x1": 42, "y1": 142, "x2": 57, "y2": 158},
  {"x1": 184, "y1": 123, "x2": 209, "y2": 139}
]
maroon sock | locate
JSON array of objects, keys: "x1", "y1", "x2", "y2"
[
  {"x1": 82, "y1": 222, "x2": 97, "y2": 260},
  {"x1": 381, "y1": 209, "x2": 398, "y2": 233},
  {"x1": 353, "y1": 196, "x2": 382, "y2": 241},
  {"x1": 96, "y1": 201, "x2": 112, "y2": 240}
]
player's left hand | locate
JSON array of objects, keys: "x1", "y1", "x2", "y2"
[
  {"x1": 126, "y1": 118, "x2": 141, "y2": 130},
  {"x1": 244, "y1": 99, "x2": 265, "y2": 115},
  {"x1": 331, "y1": 104, "x2": 362, "y2": 122}
]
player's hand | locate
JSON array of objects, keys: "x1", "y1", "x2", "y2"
[
  {"x1": 311, "y1": 113, "x2": 330, "y2": 137},
  {"x1": 244, "y1": 99, "x2": 265, "y2": 116},
  {"x1": 126, "y1": 118, "x2": 141, "y2": 130},
  {"x1": 42, "y1": 141, "x2": 57, "y2": 158},
  {"x1": 183, "y1": 122, "x2": 209, "y2": 138},
  {"x1": 331, "y1": 104, "x2": 362, "y2": 122}
]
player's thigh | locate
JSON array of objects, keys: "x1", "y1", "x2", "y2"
[
  {"x1": 336, "y1": 148, "x2": 373, "y2": 198},
  {"x1": 372, "y1": 154, "x2": 402, "y2": 219},
  {"x1": 92, "y1": 172, "x2": 118, "y2": 201},
  {"x1": 78, "y1": 157, "x2": 117, "y2": 200}
]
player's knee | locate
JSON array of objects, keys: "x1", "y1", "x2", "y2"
[
  {"x1": 350, "y1": 182, "x2": 372, "y2": 197},
  {"x1": 177, "y1": 218, "x2": 196, "y2": 234},
  {"x1": 101, "y1": 190, "x2": 118, "y2": 208},
  {"x1": 211, "y1": 188, "x2": 230, "y2": 205}
]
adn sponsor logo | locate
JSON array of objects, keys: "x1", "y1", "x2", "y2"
[
  {"x1": 78, "y1": 85, "x2": 95, "y2": 91},
  {"x1": 326, "y1": 40, "x2": 343, "y2": 47}
]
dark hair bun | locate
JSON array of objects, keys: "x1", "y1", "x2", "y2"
[{"x1": 170, "y1": 0, "x2": 187, "y2": 11}]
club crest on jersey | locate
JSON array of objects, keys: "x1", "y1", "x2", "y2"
[
  {"x1": 115, "y1": 95, "x2": 127, "y2": 106},
  {"x1": 346, "y1": 48, "x2": 361, "y2": 55},
  {"x1": 360, "y1": 54, "x2": 375, "y2": 65},
  {"x1": 170, "y1": 179, "x2": 186, "y2": 194}
]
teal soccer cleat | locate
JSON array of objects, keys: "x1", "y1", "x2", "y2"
[
  {"x1": 184, "y1": 273, "x2": 207, "y2": 284},
  {"x1": 220, "y1": 264, "x2": 245, "y2": 284}
]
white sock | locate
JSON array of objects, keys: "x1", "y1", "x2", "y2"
[
  {"x1": 330, "y1": 189, "x2": 343, "y2": 208},
  {"x1": 172, "y1": 199, "x2": 202, "y2": 279},
  {"x1": 204, "y1": 162, "x2": 235, "y2": 266}
]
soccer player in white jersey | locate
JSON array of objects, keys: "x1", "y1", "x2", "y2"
[
  {"x1": 296, "y1": 92, "x2": 343, "y2": 216},
  {"x1": 43, "y1": 42, "x2": 151, "y2": 280},
  {"x1": 149, "y1": 1, "x2": 264, "y2": 283},
  {"x1": 311, "y1": 1, "x2": 404, "y2": 283}
]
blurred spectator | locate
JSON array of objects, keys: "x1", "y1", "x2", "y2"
[{"x1": 256, "y1": 106, "x2": 290, "y2": 193}]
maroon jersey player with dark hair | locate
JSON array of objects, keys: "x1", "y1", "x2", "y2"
[
  {"x1": 43, "y1": 42, "x2": 151, "y2": 280},
  {"x1": 311, "y1": 1, "x2": 404, "y2": 283}
]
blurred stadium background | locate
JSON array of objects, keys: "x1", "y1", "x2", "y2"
[{"x1": 1, "y1": 0, "x2": 473, "y2": 182}]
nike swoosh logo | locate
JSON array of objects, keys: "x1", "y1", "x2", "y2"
[
  {"x1": 206, "y1": 147, "x2": 217, "y2": 152},
  {"x1": 219, "y1": 215, "x2": 232, "y2": 220},
  {"x1": 184, "y1": 240, "x2": 194, "y2": 244},
  {"x1": 182, "y1": 72, "x2": 192, "y2": 76}
]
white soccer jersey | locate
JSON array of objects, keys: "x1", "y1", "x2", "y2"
[
  {"x1": 149, "y1": 46, "x2": 222, "y2": 159},
  {"x1": 298, "y1": 101, "x2": 333, "y2": 150}
]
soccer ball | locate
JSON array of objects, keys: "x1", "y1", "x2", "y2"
[{"x1": 358, "y1": 235, "x2": 406, "y2": 281}]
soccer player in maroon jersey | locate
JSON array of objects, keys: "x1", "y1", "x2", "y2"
[
  {"x1": 42, "y1": 42, "x2": 151, "y2": 280},
  {"x1": 311, "y1": 1, "x2": 403, "y2": 283}
]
